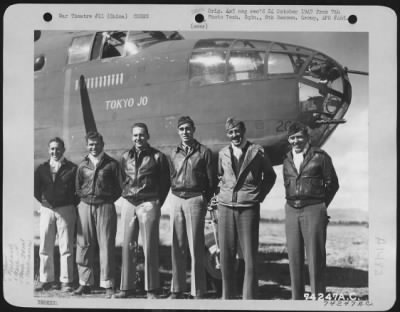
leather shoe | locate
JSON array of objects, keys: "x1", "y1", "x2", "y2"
[
  {"x1": 113, "y1": 290, "x2": 127, "y2": 298},
  {"x1": 113, "y1": 290, "x2": 135, "y2": 298},
  {"x1": 147, "y1": 291, "x2": 158, "y2": 299},
  {"x1": 72, "y1": 285, "x2": 91, "y2": 296},
  {"x1": 34, "y1": 282, "x2": 52, "y2": 291},
  {"x1": 105, "y1": 288, "x2": 115, "y2": 299},
  {"x1": 169, "y1": 292, "x2": 184, "y2": 299},
  {"x1": 61, "y1": 283, "x2": 73, "y2": 293}
]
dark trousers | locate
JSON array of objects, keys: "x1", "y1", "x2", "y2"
[
  {"x1": 285, "y1": 202, "x2": 328, "y2": 299},
  {"x1": 76, "y1": 202, "x2": 117, "y2": 288},
  {"x1": 218, "y1": 204, "x2": 260, "y2": 299}
]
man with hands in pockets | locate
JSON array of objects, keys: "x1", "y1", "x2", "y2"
[
  {"x1": 283, "y1": 122, "x2": 339, "y2": 300},
  {"x1": 217, "y1": 117, "x2": 276, "y2": 299}
]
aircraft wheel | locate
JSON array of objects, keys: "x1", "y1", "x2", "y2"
[
  {"x1": 204, "y1": 232, "x2": 222, "y2": 295},
  {"x1": 204, "y1": 232, "x2": 245, "y2": 296}
]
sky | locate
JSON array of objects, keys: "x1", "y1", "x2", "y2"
[{"x1": 181, "y1": 31, "x2": 369, "y2": 211}]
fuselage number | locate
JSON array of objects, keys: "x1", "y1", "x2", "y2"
[
  {"x1": 105, "y1": 96, "x2": 148, "y2": 110},
  {"x1": 276, "y1": 120, "x2": 293, "y2": 132}
]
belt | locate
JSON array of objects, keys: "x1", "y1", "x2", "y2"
[{"x1": 287, "y1": 199, "x2": 323, "y2": 208}]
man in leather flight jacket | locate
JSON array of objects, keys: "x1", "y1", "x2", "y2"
[
  {"x1": 283, "y1": 122, "x2": 339, "y2": 300},
  {"x1": 168, "y1": 116, "x2": 215, "y2": 299},
  {"x1": 114, "y1": 123, "x2": 170, "y2": 299},
  {"x1": 73, "y1": 131, "x2": 122, "y2": 298},
  {"x1": 34, "y1": 137, "x2": 78, "y2": 292}
]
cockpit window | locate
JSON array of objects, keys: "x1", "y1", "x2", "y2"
[
  {"x1": 228, "y1": 51, "x2": 265, "y2": 81},
  {"x1": 268, "y1": 53, "x2": 296, "y2": 74},
  {"x1": 189, "y1": 50, "x2": 226, "y2": 86},
  {"x1": 231, "y1": 40, "x2": 269, "y2": 50},
  {"x1": 91, "y1": 31, "x2": 173, "y2": 59},
  {"x1": 34, "y1": 55, "x2": 45, "y2": 71},
  {"x1": 194, "y1": 39, "x2": 234, "y2": 49},
  {"x1": 125, "y1": 31, "x2": 169, "y2": 55},
  {"x1": 68, "y1": 34, "x2": 94, "y2": 64},
  {"x1": 190, "y1": 40, "x2": 271, "y2": 86},
  {"x1": 101, "y1": 31, "x2": 127, "y2": 59},
  {"x1": 91, "y1": 31, "x2": 129, "y2": 60}
]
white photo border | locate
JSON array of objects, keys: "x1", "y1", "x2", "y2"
[{"x1": 3, "y1": 4, "x2": 397, "y2": 311}]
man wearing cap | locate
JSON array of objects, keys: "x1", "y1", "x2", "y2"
[
  {"x1": 168, "y1": 116, "x2": 215, "y2": 299},
  {"x1": 217, "y1": 118, "x2": 276, "y2": 299},
  {"x1": 283, "y1": 122, "x2": 339, "y2": 299},
  {"x1": 34, "y1": 137, "x2": 79, "y2": 292},
  {"x1": 73, "y1": 131, "x2": 122, "y2": 298},
  {"x1": 114, "y1": 123, "x2": 170, "y2": 299}
]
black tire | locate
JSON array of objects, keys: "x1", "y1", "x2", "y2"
[
  {"x1": 204, "y1": 232, "x2": 222, "y2": 295},
  {"x1": 204, "y1": 232, "x2": 245, "y2": 296}
]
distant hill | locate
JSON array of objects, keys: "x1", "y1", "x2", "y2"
[
  {"x1": 260, "y1": 208, "x2": 368, "y2": 224},
  {"x1": 33, "y1": 199, "x2": 368, "y2": 224}
]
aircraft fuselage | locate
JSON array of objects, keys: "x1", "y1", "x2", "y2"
[{"x1": 34, "y1": 31, "x2": 352, "y2": 166}]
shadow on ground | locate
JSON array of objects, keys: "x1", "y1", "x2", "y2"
[
  {"x1": 34, "y1": 244, "x2": 367, "y2": 299},
  {"x1": 257, "y1": 251, "x2": 368, "y2": 288}
]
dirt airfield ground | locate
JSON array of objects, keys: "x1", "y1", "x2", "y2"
[{"x1": 33, "y1": 212, "x2": 368, "y2": 300}]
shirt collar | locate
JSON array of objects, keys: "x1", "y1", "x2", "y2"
[
  {"x1": 49, "y1": 156, "x2": 65, "y2": 166},
  {"x1": 292, "y1": 143, "x2": 310, "y2": 156},
  {"x1": 129, "y1": 144, "x2": 150, "y2": 157},
  {"x1": 88, "y1": 152, "x2": 104, "y2": 165},
  {"x1": 177, "y1": 140, "x2": 198, "y2": 152},
  {"x1": 230, "y1": 139, "x2": 248, "y2": 151}
]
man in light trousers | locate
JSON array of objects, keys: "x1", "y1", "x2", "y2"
[
  {"x1": 34, "y1": 137, "x2": 79, "y2": 292},
  {"x1": 73, "y1": 131, "x2": 122, "y2": 298},
  {"x1": 168, "y1": 116, "x2": 215, "y2": 299},
  {"x1": 114, "y1": 123, "x2": 170, "y2": 299}
]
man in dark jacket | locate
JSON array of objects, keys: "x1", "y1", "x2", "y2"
[
  {"x1": 283, "y1": 122, "x2": 339, "y2": 299},
  {"x1": 168, "y1": 116, "x2": 215, "y2": 299},
  {"x1": 73, "y1": 131, "x2": 122, "y2": 298},
  {"x1": 217, "y1": 117, "x2": 276, "y2": 299},
  {"x1": 114, "y1": 123, "x2": 170, "y2": 299},
  {"x1": 34, "y1": 137, "x2": 78, "y2": 292}
]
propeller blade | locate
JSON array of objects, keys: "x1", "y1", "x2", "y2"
[{"x1": 79, "y1": 75, "x2": 98, "y2": 134}]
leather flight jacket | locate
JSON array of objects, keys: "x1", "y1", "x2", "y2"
[
  {"x1": 217, "y1": 142, "x2": 276, "y2": 207},
  {"x1": 34, "y1": 158, "x2": 79, "y2": 208},
  {"x1": 283, "y1": 146, "x2": 339, "y2": 208},
  {"x1": 120, "y1": 145, "x2": 170, "y2": 205},
  {"x1": 169, "y1": 140, "x2": 215, "y2": 201},
  {"x1": 76, "y1": 153, "x2": 122, "y2": 204}
]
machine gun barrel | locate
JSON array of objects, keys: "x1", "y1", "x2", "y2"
[{"x1": 315, "y1": 119, "x2": 346, "y2": 124}]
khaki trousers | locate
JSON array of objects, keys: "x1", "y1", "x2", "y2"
[
  {"x1": 76, "y1": 202, "x2": 117, "y2": 288},
  {"x1": 39, "y1": 205, "x2": 76, "y2": 283},
  {"x1": 169, "y1": 193, "x2": 207, "y2": 297},
  {"x1": 119, "y1": 198, "x2": 160, "y2": 291}
]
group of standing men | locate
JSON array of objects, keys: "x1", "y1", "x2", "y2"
[{"x1": 34, "y1": 116, "x2": 338, "y2": 300}]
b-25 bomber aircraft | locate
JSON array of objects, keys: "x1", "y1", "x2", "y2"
[
  {"x1": 34, "y1": 30, "x2": 366, "y2": 167},
  {"x1": 34, "y1": 30, "x2": 368, "y2": 294}
]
